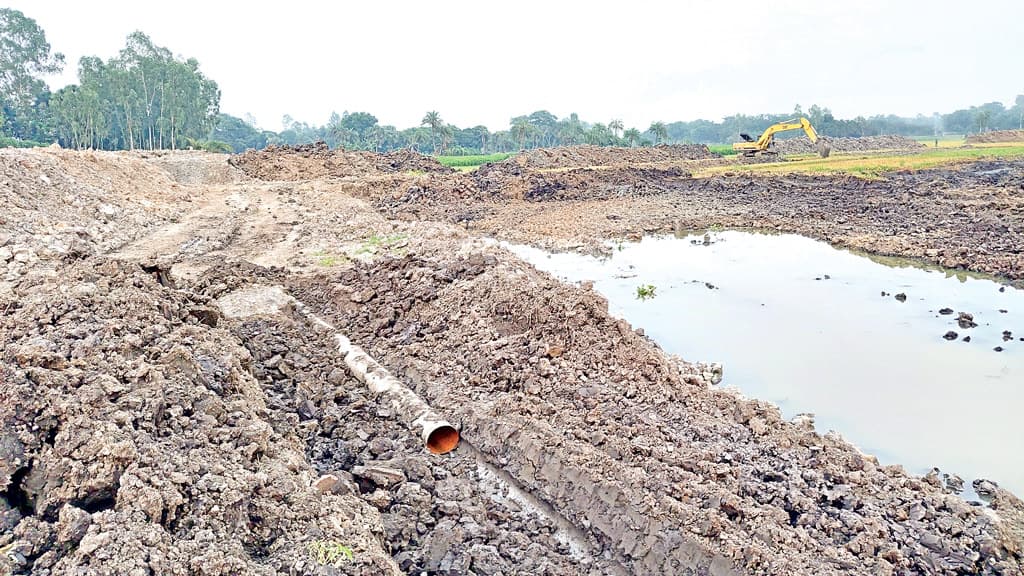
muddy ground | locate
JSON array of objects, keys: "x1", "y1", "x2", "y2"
[{"x1": 3, "y1": 145, "x2": 1024, "y2": 575}]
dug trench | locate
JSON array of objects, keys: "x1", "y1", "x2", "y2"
[{"x1": 4, "y1": 146, "x2": 1024, "y2": 575}]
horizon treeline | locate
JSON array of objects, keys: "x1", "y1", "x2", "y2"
[{"x1": 3, "y1": 8, "x2": 1022, "y2": 154}]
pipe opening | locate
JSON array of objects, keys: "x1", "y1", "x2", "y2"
[{"x1": 426, "y1": 425, "x2": 460, "y2": 455}]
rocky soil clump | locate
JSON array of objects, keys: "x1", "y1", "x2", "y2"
[
  {"x1": 228, "y1": 142, "x2": 453, "y2": 181},
  {"x1": 774, "y1": 135, "x2": 925, "y2": 155},
  {"x1": 1, "y1": 259, "x2": 399, "y2": 575}
]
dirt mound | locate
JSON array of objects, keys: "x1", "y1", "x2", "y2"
[
  {"x1": 486, "y1": 165, "x2": 693, "y2": 202},
  {"x1": 291, "y1": 250, "x2": 1024, "y2": 575},
  {"x1": 134, "y1": 150, "x2": 249, "y2": 186},
  {"x1": 0, "y1": 259, "x2": 399, "y2": 575},
  {"x1": 967, "y1": 130, "x2": 1024, "y2": 144},
  {"x1": 774, "y1": 135, "x2": 925, "y2": 155},
  {"x1": 0, "y1": 148, "x2": 189, "y2": 285},
  {"x1": 228, "y1": 143, "x2": 453, "y2": 181},
  {"x1": 504, "y1": 144, "x2": 717, "y2": 170}
]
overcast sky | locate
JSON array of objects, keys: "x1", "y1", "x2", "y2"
[{"x1": 7, "y1": 1, "x2": 1023, "y2": 132}]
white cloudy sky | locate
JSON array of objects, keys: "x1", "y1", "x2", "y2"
[{"x1": 7, "y1": 0, "x2": 1023, "y2": 131}]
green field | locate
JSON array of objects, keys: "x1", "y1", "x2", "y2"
[
  {"x1": 707, "y1": 144, "x2": 739, "y2": 156},
  {"x1": 697, "y1": 144, "x2": 1024, "y2": 178},
  {"x1": 437, "y1": 153, "x2": 514, "y2": 169}
]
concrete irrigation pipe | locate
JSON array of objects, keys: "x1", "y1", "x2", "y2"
[{"x1": 335, "y1": 335, "x2": 460, "y2": 454}]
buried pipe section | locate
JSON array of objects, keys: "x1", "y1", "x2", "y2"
[
  {"x1": 217, "y1": 287, "x2": 459, "y2": 454},
  {"x1": 335, "y1": 335, "x2": 460, "y2": 454}
]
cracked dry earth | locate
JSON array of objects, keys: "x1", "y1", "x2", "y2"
[{"x1": 2, "y1": 146, "x2": 1024, "y2": 575}]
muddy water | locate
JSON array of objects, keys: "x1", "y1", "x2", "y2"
[{"x1": 506, "y1": 231, "x2": 1024, "y2": 498}]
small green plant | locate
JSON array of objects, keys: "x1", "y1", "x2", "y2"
[
  {"x1": 355, "y1": 233, "x2": 408, "y2": 255},
  {"x1": 311, "y1": 249, "x2": 347, "y2": 267},
  {"x1": 308, "y1": 540, "x2": 354, "y2": 567},
  {"x1": 636, "y1": 284, "x2": 657, "y2": 300}
]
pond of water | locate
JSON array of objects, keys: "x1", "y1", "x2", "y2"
[{"x1": 506, "y1": 231, "x2": 1024, "y2": 498}]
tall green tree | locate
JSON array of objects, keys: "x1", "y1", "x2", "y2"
[
  {"x1": 49, "y1": 32, "x2": 220, "y2": 150},
  {"x1": 623, "y1": 128, "x2": 641, "y2": 147},
  {"x1": 0, "y1": 8, "x2": 64, "y2": 138},
  {"x1": 609, "y1": 119, "x2": 623, "y2": 138},
  {"x1": 422, "y1": 110, "x2": 442, "y2": 154},
  {"x1": 648, "y1": 121, "x2": 668, "y2": 144}
]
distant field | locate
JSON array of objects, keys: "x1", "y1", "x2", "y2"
[
  {"x1": 707, "y1": 144, "x2": 739, "y2": 156},
  {"x1": 911, "y1": 135, "x2": 967, "y2": 148},
  {"x1": 696, "y1": 145, "x2": 1024, "y2": 178},
  {"x1": 437, "y1": 153, "x2": 514, "y2": 169}
]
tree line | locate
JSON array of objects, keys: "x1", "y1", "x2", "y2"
[
  {"x1": 1, "y1": 9, "x2": 220, "y2": 151},
  {"x1": 3, "y1": 8, "x2": 1023, "y2": 155}
]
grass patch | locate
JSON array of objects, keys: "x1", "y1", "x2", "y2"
[
  {"x1": 437, "y1": 153, "x2": 514, "y2": 168},
  {"x1": 695, "y1": 145, "x2": 1024, "y2": 178},
  {"x1": 355, "y1": 233, "x2": 408, "y2": 256},
  {"x1": 707, "y1": 144, "x2": 739, "y2": 156},
  {"x1": 310, "y1": 249, "x2": 348, "y2": 267}
]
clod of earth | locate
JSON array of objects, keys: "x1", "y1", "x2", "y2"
[
  {"x1": 943, "y1": 331, "x2": 959, "y2": 340},
  {"x1": 958, "y1": 312, "x2": 979, "y2": 329}
]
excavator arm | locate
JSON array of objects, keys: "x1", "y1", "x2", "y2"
[{"x1": 733, "y1": 117, "x2": 830, "y2": 157}]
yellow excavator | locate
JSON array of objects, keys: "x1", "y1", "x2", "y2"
[{"x1": 732, "y1": 117, "x2": 831, "y2": 158}]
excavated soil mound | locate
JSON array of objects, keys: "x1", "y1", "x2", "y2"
[
  {"x1": 967, "y1": 130, "x2": 1024, "y2": 144},
  {"x1": 1, "y1": 148, "x2": 188, "y2": 284},
  {"x1": 774, "y1": 135, "x2": 925, "y2": 155},
  {"x1": 134, "y1": 150, "x2": 249, "y2": 186},
  {"x1": 0, "y1": 259, "x2": 399, "y2": 575},
  {"x1": 228, "y1": 143, "x2": 453, "y2": 181},
  {"x1": 506, "y1": 144, "x2": 717, "y2": 170}
]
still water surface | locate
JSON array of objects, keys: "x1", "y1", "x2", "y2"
[{"x1": 506, "y1": 231, "x2": 1024, "y2": 497}]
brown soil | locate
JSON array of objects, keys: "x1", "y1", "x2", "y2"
[
  {"x1": 506, "y1": 144, "x2": 718, "y2": 170},
  {"x1": 3, "y1": 145, "x2": 1024, "y2": 575},
  {"x1": 967, "y1": 130, "x2": 1024, "y2": 144},
  {"x1": 228, "y1": 142, "x2": 453, "y2": 181}
]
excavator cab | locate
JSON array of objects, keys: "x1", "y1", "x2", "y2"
[{"x1": 739, "y1": 133, "x2": 755, "y2": 142}]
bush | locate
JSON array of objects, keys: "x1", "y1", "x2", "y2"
[{"x1": 0, "y1": 135, "x2": 47, "y2": 148}]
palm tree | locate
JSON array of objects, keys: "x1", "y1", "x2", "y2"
[
  {"x1": 623, "y1": 128, "x2": 641, "y2": 148},
  {"x1": 609, "y1": 119, "x2": 624, "y2": 139},
  {"x1": 648, "y1": 121, "x2": 668, "y2": 145},
  {"x1": 439, "y1": 124, "x2": 454, "y2": 155},
  {"x1": 422, "y1": 111, "x2": 442, "y2": 154}
]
